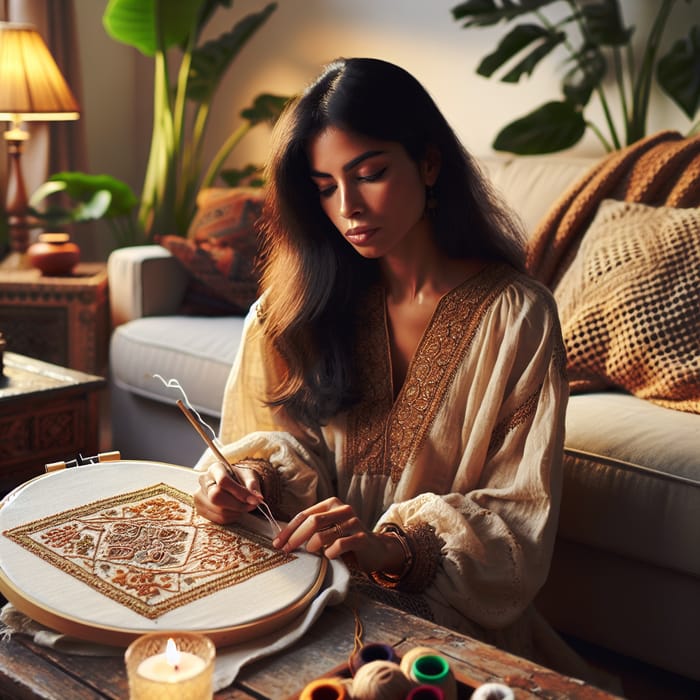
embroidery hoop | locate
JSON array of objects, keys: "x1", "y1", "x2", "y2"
[{"x1": 0, "y1": 461, "x2": 327, "y2": 647}]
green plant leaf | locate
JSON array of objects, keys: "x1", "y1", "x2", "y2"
[
  {"x1": 240, "y1": 93, "x2": 290, "y2": 125},
  {"x1": 562, "y1": 47, "x2": 606, "y2": 106},
  {"x1": 580, "y1": 0, "x2": 632, "y2": 47},
  {"x1": 73, "y1": 190, "x2": 113, "y2": 222},
  {"x1": 492, "y1": 101, "x2": 586, "y2": 154},
  {"x1": 657, "y1": 25, "x2": 700, "y2": 119},
  {"x1": 220, "y1": 164, "x2": 265, "y2": 187},
  {"x1": 477, "y1": 24, "x2": 552, "y2": 77},
  {"x1": 500, "y1": 31, "x2": 565, "y2": 82},
  {"x1": 196, "y1": 0, "x2": 234, "y2": 38},
  {"x1": 452, "y1": 0, "x2": 556, "y2": 28},
  {"x1": 32, "y1": 172, "x2": 138, "y2": 219},
  {"x1": 187, "y1": 3, "x2": 278, "y2": 103},
  {"x1": 103, "y1": 0, "x2": 204, "y2": 56}
]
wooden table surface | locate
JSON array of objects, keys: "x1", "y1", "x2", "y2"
[{"x1": 0, "y1": 589, "x2": 619, "y2": 700}]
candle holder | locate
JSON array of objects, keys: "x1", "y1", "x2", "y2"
[{"x1": 125, "y1": 632, "x2": 215, "y2": 700}]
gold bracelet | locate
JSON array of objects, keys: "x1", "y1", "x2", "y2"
[{"x1": 369, "y1": 524, "x2": 414, "y2": 588}]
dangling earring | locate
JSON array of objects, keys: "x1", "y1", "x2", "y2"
[{"x1": 426, "y1": 186, "x2": 437, "y2": 216}]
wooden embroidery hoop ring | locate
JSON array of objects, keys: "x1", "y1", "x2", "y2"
[{"x1": 0, "y1": 461, "x2": 328, "y2": 648}]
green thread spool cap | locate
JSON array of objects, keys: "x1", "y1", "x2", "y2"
[{"x1": 410, "y1": 654, "x2": 450, "y2": 685}]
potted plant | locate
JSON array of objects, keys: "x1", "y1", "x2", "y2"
[
  {"x1": 103, "y1": 0, "x2": 289, "y2": 239},
  {"x1": 451, "y1": 0, "x2": 700, "y2": 154},
  {"x1": 29, "y1": 172, "x2": 142, "y2": 248}
]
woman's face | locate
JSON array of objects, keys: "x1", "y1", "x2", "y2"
[{"x1": 308, "y1": 127, "x2": 438, "y2": 259}]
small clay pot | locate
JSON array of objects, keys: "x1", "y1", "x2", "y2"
[{"x1": 28, "y1": 232, "x2": 80, "y2": 275}]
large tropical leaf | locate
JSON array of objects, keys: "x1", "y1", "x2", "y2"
[
  {"x1": 187, "y1": 3, "x2": 278, "y2": 103},
  {"x1": 657, "y1": 25, "x2": 700, "y2": 119},
  {"x1": 492, "y1": 101, "x2": 586, "y2": 154},
  {"x1": 500, "y1": 31, "x2": 565, "y2": 82},
  {"x1": 580, "y1": 0, "x2": 632, "y2": 47},
  {"x1": 240, "y1": 93, "x2": 290, "y2": 126},
  {"x1": 477, "y1": 24, "x2": 552, "y2": 77},
  {"x1": 30, "y1": 172, "x2": 138, "y2": 218},
  {"x1": 562, "y1": 47, "x2": 607, "y2": 106},
  {"x1": 103, "y1": 0, "x2": 204, "y2": 56},
  {"x1": 452, "y1": 0, "x2": 557, "y2": 28}
]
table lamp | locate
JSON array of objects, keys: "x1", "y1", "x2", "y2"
[{"x1": 0, "y1": 21, "x2": 80, "y2": 268}]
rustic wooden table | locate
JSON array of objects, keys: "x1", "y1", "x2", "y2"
[{"x1": 0, "y1": 590, "x2": 619, "y2": 699}]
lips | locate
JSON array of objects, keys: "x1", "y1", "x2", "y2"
[{"x1": 345, "y1": 226, "x2": 379, "y2": 245}]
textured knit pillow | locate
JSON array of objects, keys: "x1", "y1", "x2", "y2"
[
  {"x1": 158, "y1": 187, "x2": 263, "y2": 315},
  {"x1": 554, "y1": 199, "x2": 700, "y2": 413}
]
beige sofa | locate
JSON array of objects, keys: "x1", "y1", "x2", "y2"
[{"x1": 107, "y1": 153, "x2": 700, "y2": 681}]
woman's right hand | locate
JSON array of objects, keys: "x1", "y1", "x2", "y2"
[{"x1": 194, "y1": 461, "x2": 264, "y2": 524}]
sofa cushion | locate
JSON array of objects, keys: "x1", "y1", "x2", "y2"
[
  {"x1": 158, "y1": 188, "x2": 263, "y2": 315},
  {"x1": 479, "y1": 155, "x2": 596, "y2": 235},
  {"x1": 554, "y1": 200, "x2": 700, "y2": 413},
  {"x1": 561, "y1": 392, "x2": 700, "y2": 578},
  {"x1": 110, "y1": 315, "x2": 244, "y2": 417}
]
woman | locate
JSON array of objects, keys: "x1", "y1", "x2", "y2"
[{"x1": 194, "y1": 57, "x2": 576, "y2": 671}]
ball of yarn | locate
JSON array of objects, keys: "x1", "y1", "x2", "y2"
[{"x1": 351, "y1": 660, "x2": 414, "y2": 700}]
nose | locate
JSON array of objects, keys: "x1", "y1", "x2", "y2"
[{"x1": 338, "y1": 183, "x2": 363, "y2": 219}]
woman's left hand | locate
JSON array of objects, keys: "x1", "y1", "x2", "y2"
[{"x1": 272, "y1": 497, "x2": 406, "y2": 574}]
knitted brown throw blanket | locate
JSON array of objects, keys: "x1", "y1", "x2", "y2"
[
  {"x1": 527, "y1": 130, "x2": 700, "y2": 287},
  {"x1": 526, "y1": 131, "x2": 700, "y2": 414}
]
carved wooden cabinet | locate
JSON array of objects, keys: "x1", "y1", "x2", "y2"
[
  {"x1": 0, "y1": 353, "x2": 106, "y2": 495},
  {"x1": 0, "y1": 262, "x2": 109, "y2": 374}
]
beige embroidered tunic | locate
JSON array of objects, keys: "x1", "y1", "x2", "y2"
[{"x1": 196, "y1": 264, "x2": 569, "y2": 652}]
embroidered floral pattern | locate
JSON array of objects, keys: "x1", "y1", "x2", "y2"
[
  {"x1": 3, "y1": 483, "x2": 293, "y2": 619},
  {"x1": 348, "y1": 266, "x2": 514, "y2": 482}
]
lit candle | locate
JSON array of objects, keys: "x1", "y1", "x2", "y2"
[
  {"x1": 125, "y1": 632, "x2": 215, "y2": 699},
  {"x1": 136, "y1": 638, "x2": 206, "y2": 682}
]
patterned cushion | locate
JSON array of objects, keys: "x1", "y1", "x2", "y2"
[
  {"x1": 158, "y1": 188, "x2": 263, "y2": 315},
  {"x1": 554, "y1": 200, "x2": 700, "y2": 413}
]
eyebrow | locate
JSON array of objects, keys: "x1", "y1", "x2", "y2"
[{"x1": 310, "y1": 149, "x2": 386, "y2": 178}]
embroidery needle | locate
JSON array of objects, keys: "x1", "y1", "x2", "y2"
[{"x1": 176, "y1": 399, "x2": 244, "y2": 486}]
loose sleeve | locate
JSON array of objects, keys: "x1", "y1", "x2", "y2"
[
  {"x1": 378, "y1": 280, "x2": 568, "y2": 630},
  {"x1": 194, "y1": 302, "x2": 336, "y2": 520}
]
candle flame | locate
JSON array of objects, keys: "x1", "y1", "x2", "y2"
[{"x1": 165, "y1": 638, "x2": 181, "y2": 669}]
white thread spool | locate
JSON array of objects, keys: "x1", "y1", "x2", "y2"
[{"x1": 471, "y1": 682, "x2": 515, "y2": 700}]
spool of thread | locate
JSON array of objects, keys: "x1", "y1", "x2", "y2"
[
  {"x1": 470, "y1": 682, "x2": 515, "y2": 700},
  {"x1": 405, "y1": 684, "x2": 445, "y2": 700},
  {"x1": 351, "y1": 659, "x2": 414, "y2": 700},
  {"x1": 399, "y1": 647, "x2": 440, "y2": 677},
  {"x1": 350, "y1": 642, "x2": 398, "y2": 674},
  {"x1": 299, "y1": 677, "x2": 349, "y2": 700},
  {"x1": 404, "y1": 652, "x2": 457, "y2": 700}
]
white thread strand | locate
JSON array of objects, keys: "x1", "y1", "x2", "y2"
[
  {"x1": 152, "y1": 373, "x2": 283, "y2": 536},
  {"x1": 152, "y1": 374, "x2": 218, "y2": 440}
]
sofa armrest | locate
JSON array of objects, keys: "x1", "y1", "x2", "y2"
[{"x1": 108, "y1": 245, "x2": 189, "y2": 326}]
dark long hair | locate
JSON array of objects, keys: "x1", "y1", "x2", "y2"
[{"x1": 258, "y1": 57, "x2": 525, "y2": 425}]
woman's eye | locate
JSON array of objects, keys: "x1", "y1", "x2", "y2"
[
  {"x1": 358, "y1": 167, "x2": 387, "y2": 183},
  {"x1": 318, "y1": 184, "x2": 337, "y2": 198}
]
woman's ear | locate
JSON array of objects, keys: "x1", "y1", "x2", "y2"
[{"x1": 421, "y1": 145, "x2": 441, "y2": 186}]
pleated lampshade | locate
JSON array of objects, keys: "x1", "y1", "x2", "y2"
[{"x1": 0, "y1": 21, "x2": 79, "y2": 122}]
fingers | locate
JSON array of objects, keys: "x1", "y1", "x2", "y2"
[
  {"x1": 194, "y1": 461, "x2": 262, "y2": 524},
  {"x1": 273, "y1": 499, "x2": 357, "y2": 557}
]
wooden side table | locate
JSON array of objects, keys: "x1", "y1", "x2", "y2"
[
  {"x1": 0, "y1": 262, "x2": 109, "y2": 374},
  {"x1": 0, "y1": 352, "x2": 106, "y2": 496}
]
